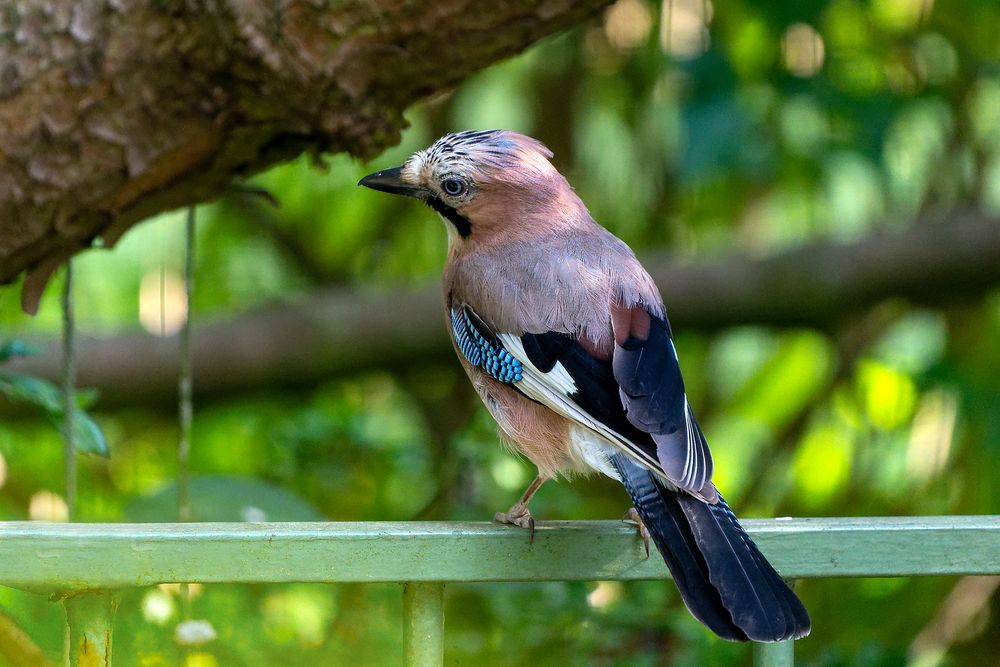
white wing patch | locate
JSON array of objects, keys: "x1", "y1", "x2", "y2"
[
  {"x1": 497, "y1": 333, "x2": 669, "y2": 481},
  {"x1": 569, "y1": 425, "x2": 620, "y2": 480},
  {"x1": 499, "y1": 335, "x2": 577, "y2": 394}
]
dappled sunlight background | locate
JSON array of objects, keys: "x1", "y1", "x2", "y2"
[{"x1": 2, "y1": 0, "x2": 1000, "y2": 665}]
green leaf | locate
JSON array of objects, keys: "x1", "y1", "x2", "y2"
[
  {"x1": 124, "y1": 475, "x2": 326, "y2": 522},
  {"x1": 0, "y1": 339, "x2": 40, "y2": 363},
  {"x1": 67, "y1": 408, "x2": 110, "y2": 457},
  {"x1": 0, "y1": 371, "x2": 110, "y2": 457},
  {"x1": 0, "y1": 372, "x2": 62, "y2": 413}
]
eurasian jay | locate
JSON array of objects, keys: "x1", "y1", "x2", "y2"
[{"x1": 359, "y1": 130, "x2": 810, "y2": 642}]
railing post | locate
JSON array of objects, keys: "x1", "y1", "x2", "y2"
[
  {"x1": 64, "y1": 591, "x2": 118, "y2": 667},
  {"x1": 754, "y1": 640, "x2": 794, "y2": 667},
  {"x1": 402, "y1": 582, "x2": 444, "y2": 667}
]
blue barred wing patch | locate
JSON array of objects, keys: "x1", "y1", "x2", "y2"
[{"x1": 451, "y1": 307, "x2": 523, "y2": 384}]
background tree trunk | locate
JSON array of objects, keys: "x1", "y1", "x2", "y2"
[
  {"x1": 0, "y1": 0, "x2": 612, "y2": 312},
  {"x1": 7, "y1": 210, "x2": 998, "y2": 408}
]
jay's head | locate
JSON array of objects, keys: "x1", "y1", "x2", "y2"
[{"x1": 359, "y1": 130, "x2": 583, "y2": 243}]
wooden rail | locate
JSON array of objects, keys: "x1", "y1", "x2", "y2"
[{"x1": 2, "y1": 516, "x2": 999, "y2": 666}]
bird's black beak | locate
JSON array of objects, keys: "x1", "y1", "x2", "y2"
[{"x1": 358, "y1": 166, "x2": 425, "y2": 199}]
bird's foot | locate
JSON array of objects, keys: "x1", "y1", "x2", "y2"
[
  {"x1": 495, "y1": 502, "x2": 535, "y2": 543},
  {"x1": 623, "y1": 507, "x2": 650, "y2": 558}
]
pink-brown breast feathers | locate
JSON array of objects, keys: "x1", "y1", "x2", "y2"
[{"x1": 462, "y1": 357, "x2": 573, "y2": 479}]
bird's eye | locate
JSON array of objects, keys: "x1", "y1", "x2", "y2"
[{"x1": 442, "y1": 178, "x2": 466, "y2": 197}]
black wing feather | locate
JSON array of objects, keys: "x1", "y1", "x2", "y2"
[
  {"x1": 520, "y1": 330, "x2": 660, "y2": 466},
  {"x1": 519, "y1": 310, "x2": 712, "y2": 496},
  {"x1": 613, "y1": 316, "x2": 685, "y2": 434},
  {"x1": 613, "y1": 312, "x2": 713, "y2": 495}
]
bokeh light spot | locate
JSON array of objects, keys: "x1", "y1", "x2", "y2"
[
  {"x1": 793, "y1": 423, "x2": 852, "y2": 505},
  {"x1": 142, "y1": 588, "x2": 176, "y2": 626},
  {"x1": 139, "y1": 269, "x2": 187, "y2": 337},
  {"x1": 782, "y1": 23, "x2": 825, "y2": 77},
  {"x1": 660, "y1": 0, "x2": 713, "y2": 58},
  {"x1": 857, "y1": 360, "x2": 918, "y2": 431},
  {"x1": 605, "y1": 0, "x2": 653, "y2": 51},
  {"x1": 28, "y1": 490, "x2": 68, "y2": 522}
]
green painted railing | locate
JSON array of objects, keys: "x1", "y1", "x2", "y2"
[{"x1": 3, "y1": 516, "x2": 999, "y2": 666}]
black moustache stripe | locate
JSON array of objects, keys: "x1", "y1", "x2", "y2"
[{"x1": 426, "y1": 197, "x2": 472, "y2": 238}]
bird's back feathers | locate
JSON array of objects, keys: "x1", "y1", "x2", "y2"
[{"x1": 445, "y1": 224, "x2": 663, "y2": 344}]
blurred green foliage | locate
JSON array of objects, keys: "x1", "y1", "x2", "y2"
[
  {"x1": 2, "y1": 0, "x2": 1000, "y2": 665},
  {"x1": 0, "y1": 342, "x2": 108, "y2": 458}
]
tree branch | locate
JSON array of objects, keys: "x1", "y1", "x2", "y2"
[
  {"x1": 0, "y1": 0, "x2": 613, "y2": 312},
  {"x1": 645, "y1": 211, "x2": 1000, "y2": 329},
  {"x1": 6, "y1": 211, "x2": 999, "y2": 409}
]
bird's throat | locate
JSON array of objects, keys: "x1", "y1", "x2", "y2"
[{"x1": 426, "y1": 196, "x2": 472, "y2": 238}]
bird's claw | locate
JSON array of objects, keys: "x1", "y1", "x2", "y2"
[
  {"x1": 623, "y1": 507, "x2": 650, "y2": 558},
  {"x1": 495, "y1": 503, "x2": 536, "y2": 543}
]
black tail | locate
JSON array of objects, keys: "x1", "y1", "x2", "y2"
[{"x1": 611, "y1": 453, "x2": 810, "y2": 642}]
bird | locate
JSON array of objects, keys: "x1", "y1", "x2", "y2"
[{"x1": 359, "y1": 129, "x2": 810, "y2": 642}]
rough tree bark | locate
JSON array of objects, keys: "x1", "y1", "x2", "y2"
[
  {"x1": 0, "y1": 0, "x2": 612, "y2": 312},
  {"x1": 7, "y1": 210, "x2": 1000, "y2": 408}
]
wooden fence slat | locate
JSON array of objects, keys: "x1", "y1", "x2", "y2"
[
  {"x1": 1, "y1": 517, "x2": 998, "y2": 589},
  {"x1": 403, "y1": 583, "x2": 444, "y2": 667},
  {"x1": 754, "y1": 640, "x2": 794, "y2": 667},
  {"x1": 64, "y1": 592, "x2": 117, "y2": 667}
]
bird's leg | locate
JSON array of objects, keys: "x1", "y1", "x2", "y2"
[
  {"x1": 623, "y1": 507, "x2": 651, "y2": 558},
  {"x1": 494, "y1": 474, "x2": 548, "y2": 543}
]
